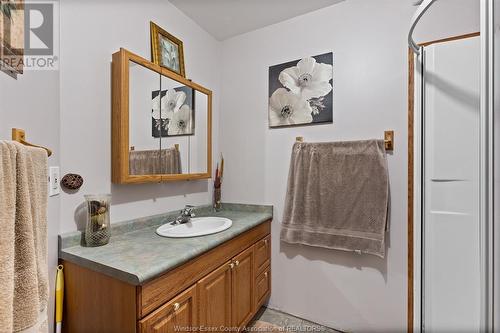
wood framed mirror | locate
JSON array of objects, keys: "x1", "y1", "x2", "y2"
[{"x1": 112, "y1": 48, "x2": 212, "y2": 184}]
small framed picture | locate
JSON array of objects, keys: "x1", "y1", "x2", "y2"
[{"x1": 150, "y1": 21, "x2": 186, "y2": 77}]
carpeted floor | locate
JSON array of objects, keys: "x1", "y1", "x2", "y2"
[{"x1": 246, "y1": 307, "x2": 342, "y2": 332}]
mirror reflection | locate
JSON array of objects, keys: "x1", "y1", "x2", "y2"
[
  {"x1": 128, "y1": 60, "x2": 209, "y2": 177},
  {"x1": 128, "y1": 61, "x2": 162, "y2": 175}
]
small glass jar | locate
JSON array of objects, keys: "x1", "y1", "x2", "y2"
[{"x1": 84, "y1": 194, "x2": 111, "y2": 247}]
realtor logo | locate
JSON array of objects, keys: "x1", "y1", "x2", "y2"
[
  {"x1": 24, "y1": 2, "x2": 53, "y2": 56},
  {"x1": 1, "y1": 1, "x2": 59, "y2": 75}
]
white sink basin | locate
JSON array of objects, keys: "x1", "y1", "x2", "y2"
[{"x1": 156, "y1": 217, "x2": 233, "y2": 238}]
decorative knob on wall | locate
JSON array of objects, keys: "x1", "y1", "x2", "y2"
[{"x1": 61, "y1": 173, "x2": 84, "y2": 190}]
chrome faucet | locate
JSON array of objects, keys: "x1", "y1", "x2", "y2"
[{"x1": 173, "y1": 205, "x2": 196, "y2": 225}]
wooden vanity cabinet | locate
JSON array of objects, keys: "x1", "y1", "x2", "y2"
[{"x1": 61, "y1": 220, "x2": 271, "y2": 333}]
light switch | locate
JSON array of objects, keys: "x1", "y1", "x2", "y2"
[{"x1": 49, "y1": 166, "x2": 60, "y2": 196}]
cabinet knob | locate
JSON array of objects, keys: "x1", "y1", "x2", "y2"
[
  {"x1": 235, "y1": 260, "x2": 239, "y2": 266},
  {"x1": 173, "y1": 302, "x2": 180, "y2": 311},
  {"x1": 264, "y1": 239, "x2": 268, "y2": 245},
  {"x1": 229, "y1": 263, "x2": 235, "y2": 269},
  {"x1": 264, "y1": 272, "x2": 268, "y2": 278}
]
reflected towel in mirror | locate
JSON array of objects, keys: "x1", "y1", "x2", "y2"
[{"x1": 129, "y1": 148, "x2": 181, "y2": 175}]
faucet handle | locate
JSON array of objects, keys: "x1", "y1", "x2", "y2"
[{"x1": 182, "y1": 205, "x2": 195, "y2": 216}]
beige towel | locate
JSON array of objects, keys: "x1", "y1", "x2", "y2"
[
  {"x1": 280, "y1": 140, "x2": 389, "y2": 258},
  {"x1": 0, "y1": 141, "x2": 49, "y2": 332},
  {"x1": 0, "y1": 142, "x2": 18, "y2": 332},
  {"x1": 129, "y1": 148, "x2": 181, "y2": 175}
]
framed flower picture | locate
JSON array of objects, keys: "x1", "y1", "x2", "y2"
[
  {"x1": 151, "y1": 86, "x2": 195, "y2": 137},
  {"x1": 268, "y1": 52, "x2": 333, "y2": 128},
  {"x1": 150, "y1": 21, "x2": 186, "y2": 77}
]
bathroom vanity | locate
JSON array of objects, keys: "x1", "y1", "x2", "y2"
[{"x1": 58, "y1": 204, "x2": 272, "y2": 333}]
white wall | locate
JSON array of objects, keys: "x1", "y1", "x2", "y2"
[
  {"x1": 0, "y1": 71, "x2": 60, "y2": 332},
  {"x1": 218, "y1": 0, "x2": 479, "y2": 331},
  {"x1": 58, "y1": 0, "x2": 221, "y2": 233}
]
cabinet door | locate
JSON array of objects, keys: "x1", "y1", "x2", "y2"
[
  {"x1": 232, "y1": 246, "x2": 254, "y2": 328},
  {"x1": 198, "y1": 261, "x2": 232, "y2": 330},
  {"x1": 139, "y1": 285, "x2": 197, "y2": 333}
]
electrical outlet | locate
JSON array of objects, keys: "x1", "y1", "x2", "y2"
[{"x1": 49, "y1": 166, "x2": 60, "y2": 197}]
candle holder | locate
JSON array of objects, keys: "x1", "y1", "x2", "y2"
[
  {"x1": 213, "y1": 185, "x2": 222, "y2": 211},
  {"x1": 84, "y1": 194, "x2": 111, "y2": 247}
]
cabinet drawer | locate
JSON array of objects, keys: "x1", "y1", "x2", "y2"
[
  {"x1": 255, "y1": 266, "x2": 271, "y2": 307},
  {"x1": 139, "y1": 285, "x2": 197, "y2": 333},
  {"x1": 254, "y1": 236, "x2": 270, "y2": 276}
]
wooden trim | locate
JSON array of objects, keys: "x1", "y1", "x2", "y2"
[
  {"x1": 138, "y1": 220, "x2": 271, "y2": 318},
  {"x1": 419, "y1": 32, "x2": 480, "y2": 47},
  {"x1": 118, "y1": 172, "x2": 212, "y2": 185},
  {"x1": 407, "y1": 31, "x2": 480, "y2": 332},
  {"x1": 207, "y1": 91, "x2": 213, "y2": 178},
  {"x1": 111, "y1": 50, "x2": 129, "y2": 183},
  {"x1": 111, "y1": 48, "x2": 213, "y2": 184}
]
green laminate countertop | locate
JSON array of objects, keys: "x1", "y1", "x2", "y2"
[{"x1": 58, "y1": 203, "x2": 273, "y2": 285}]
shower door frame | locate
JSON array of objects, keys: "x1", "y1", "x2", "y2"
[{"x1": 407, "y1": 32, "x2": 481, "y2": 333}]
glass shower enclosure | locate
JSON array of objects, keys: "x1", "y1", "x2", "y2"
[{"x1": 409, "y1": 1, "x2": 495, "y2": 331}]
